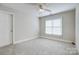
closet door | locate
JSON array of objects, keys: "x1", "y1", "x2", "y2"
[{"x1": 0, "y1": 12, "x2": 12, "y2": 47}]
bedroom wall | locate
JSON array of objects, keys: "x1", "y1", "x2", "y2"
[
  {"x1": 39, "y1": 10, "x2": 75, "y2": 42},
  {"x1": 75, "y1": 4, "x2": 79, "y2": 53},
  {"x1": 0, "y1": 3, "x2": 39, "y2": 43}
]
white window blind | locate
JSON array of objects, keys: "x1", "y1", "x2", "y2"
[{"x1": 45, "y1": 17, "x2": 62, "y2": 35}]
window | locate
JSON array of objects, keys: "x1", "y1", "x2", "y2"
[{"x1": 45, "y1": 17, "x2": 62, "y2": 35}]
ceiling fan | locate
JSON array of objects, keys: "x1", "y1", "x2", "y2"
[{"x1": 38, "y1": 4, "x2": 51, "y2": 12}]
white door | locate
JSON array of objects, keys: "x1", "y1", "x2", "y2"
[{"x1": 0, "y1": 12, "x2": 13, "y2": 47}]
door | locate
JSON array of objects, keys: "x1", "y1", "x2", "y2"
[{"x1": 0, "y1": 12, "x2": 13, "y2": 47}]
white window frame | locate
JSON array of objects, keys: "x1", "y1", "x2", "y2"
[{"x1": 45, "y1": 16, "x2": 62, "y2": 36}]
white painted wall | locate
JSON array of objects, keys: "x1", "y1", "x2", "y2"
[
  {"x1": 76, "y1": 4, "x2": 79, "y2": 52},
  {"x1": 39, "y1": 10, "x2": 75, "y2": 42},
  {"x1": 14, "y1": 10, "x2": 39, "y2": 43},
  {"x1": 0, "y1": 4, "x2": 39, "y2": 44}
]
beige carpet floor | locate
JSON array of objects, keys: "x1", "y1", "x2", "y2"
[{"x1": 0, "y1": 38, "x2": 78, "y2": 55}]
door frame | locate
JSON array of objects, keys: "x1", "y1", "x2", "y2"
[{"x1": 0, "y1": 10, "x2": 15, "y2": 44}]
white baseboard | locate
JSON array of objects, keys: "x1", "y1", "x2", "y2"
[
  {"x1": 13, "y1": 36, "x2": 38, "y2": 44},
  {"x1": 40, "y1": 36, "x2": 73, "y2": 43}
]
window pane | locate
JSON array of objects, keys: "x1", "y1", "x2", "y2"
[
  {"x1": 52, "y1": 19, "x2": 62, "y2": 26},
  {"x1": 45, "y1": 18, "x2": 62, "y2": 35},
  {"x1": 45, "y1": 27, "x2": 62, "y2": 35},
  {"x1": 46, "y1": 20, "x2": 52, "y2": 26},
  {"x1": 46, "y1": 19, "x2": 62, "y2": 27},
  {"x1": 52, "y1": 27, "x2": 62, "y2": 35},
  {"x1": 45, "y1": 27, "x2": 53, "y2": 34}
]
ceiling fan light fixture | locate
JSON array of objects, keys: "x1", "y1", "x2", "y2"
[{"x1": 39, "y1": 9, "x2": 45, "y2": 12}]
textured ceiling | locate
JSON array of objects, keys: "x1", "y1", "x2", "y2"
[{"x1": 38, "y1": 3, "x2": 78, "y2": 17}]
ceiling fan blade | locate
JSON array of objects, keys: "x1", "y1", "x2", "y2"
[
  {"x1": 39, "y1": 4, "x2": 51, "y2": 12},
  {"x1": 43, "y1": 8, "x2": 51, "y2": 12}
]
